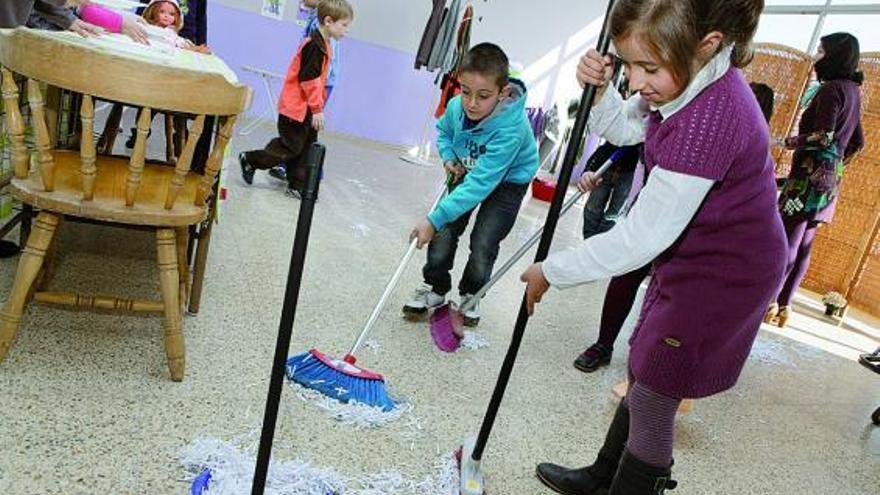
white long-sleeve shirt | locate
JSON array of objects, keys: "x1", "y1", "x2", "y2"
[{"x1": 543, "y1": 46, "x2": 734, "y2": 287}]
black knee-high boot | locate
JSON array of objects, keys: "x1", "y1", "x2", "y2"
[
  {"x1": 535, "y1": 401, "x2": 630, "y2": 495},
  {"x1": 607, "y1": 450, "x2": 677, "y2": 494}
]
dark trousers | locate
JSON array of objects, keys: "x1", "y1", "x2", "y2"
[
  {"x1": 596, "y1": 264, "x2": 652, "y2": 349},
  {"x1": 582, "y1": 169, "x2": 634, "y2": 239},
  {"x1": 423, "y1": 181, "x2": 529, "y2": 296},
  {"x1": 243, "y1": 114, "x2": 317, "y2": 190},
  {"x1": 775, "y1": 215, "x2": 820, "y2": 307}
]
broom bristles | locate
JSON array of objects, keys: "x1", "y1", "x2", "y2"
[{"x1": 286, "y1": 350, "x2": 397, "y2": 412}]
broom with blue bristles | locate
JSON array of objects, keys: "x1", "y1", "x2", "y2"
[{"x1": 286, "y1": 175, "x2": 452, "y2": 411}]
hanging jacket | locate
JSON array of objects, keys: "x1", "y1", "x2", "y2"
[
  {"x1": 427, "y1": 0, "x2": 461, "y2": 72},
  {"x1": 428, "y1": 78, "x2": 540, "y2": 230},
  {"x1": 415, "y1": 0, "x2": 447, "y2": 70}
]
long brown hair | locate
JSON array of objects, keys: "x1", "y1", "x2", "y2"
[{"x1": 609, "y1": 0, "x2": 764, "y2": 87}]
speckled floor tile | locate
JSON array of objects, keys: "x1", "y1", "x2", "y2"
[{"x1": 1, "y1": 127, "x2": 878, "y2": 494}]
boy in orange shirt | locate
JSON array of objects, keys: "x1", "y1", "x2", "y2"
[{"x1": 239, "y1": 0, "x2": 352, "y2": 198}]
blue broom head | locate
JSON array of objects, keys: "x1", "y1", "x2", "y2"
[{"x1": 286, "y1": 349, "x2": 397, "y2": 412}]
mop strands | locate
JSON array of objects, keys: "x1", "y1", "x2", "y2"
[
  {"x1": 183, "y1": 437, "x2": 413, "y2": 495},
  {"x1": 184, "y1": 437, "x2": 463, "y2": 494},
  {"x1": 429, "y1": 149, "x2": 624, "y2": 353},
  {"x1": 287, "y1": 179, "x2": 450, "y2": 412}
]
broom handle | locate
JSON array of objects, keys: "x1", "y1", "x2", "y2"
[
  {"x1": 470, "y1": 0, "x2": 616, "y2": 462},
  {"x1": 346, "y1": 178, "x2": 450, "y2": 360},
  {"x1": 459, "y1": 151, "x2": 621, "y2": 312}
]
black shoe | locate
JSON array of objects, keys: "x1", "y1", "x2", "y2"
[
  {"x1": 268, "y1": 166, "x2": 287, "y2": 182},
  {"x1": 859, "y1": 354, "x2": 880, "y2": 375},
  {"x1": 574, "y1": 343, "x2": 612, "y2": 373},
  {"x1": 239, "y1": 152, "x2": 255, "y2": 185},
  {"x1": 536, "y1": 464, "x2": 611, "y2": 495},
  {"x1": 607, "y1": 451, "x2": 677, "y2": 495},
  {"x1": 535, "y1": 402, "x2": 630, "y2": 495},
  {"x1": 285, "y1": 187, "x2": 302, "y2": 200}
]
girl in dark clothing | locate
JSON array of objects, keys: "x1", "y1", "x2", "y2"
[{"x1": 765, "y1": 32, "x2": 864, "y2": 328}]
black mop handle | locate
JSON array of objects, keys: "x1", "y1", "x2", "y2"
[
  {"x1": 471, "y1": 0, "x2": 617, "y2": 461},
  {"x1": 252, "y1": 143, "x2": 325, "y2": 495}
]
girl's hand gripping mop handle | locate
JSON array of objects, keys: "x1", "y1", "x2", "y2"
[
  {"x1": 457, "y1": 150, "x2": 623, "y2": 314},
  {"x1": 343, "y1": 175, "x2": 452, "y2": 363},
  {"x1": 459, "y1": 1, "x2": 617, "y2": 493}
]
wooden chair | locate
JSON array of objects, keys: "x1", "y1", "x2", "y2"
[{"x1": 0, "y1": 28, "x2": 251, "y2": 380}]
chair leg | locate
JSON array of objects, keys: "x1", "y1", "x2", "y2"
[
  {"x1": 0, "y1": 212, "x2": 59, "y2": 363},
  {"x1": 156, "y1": 228, "x2": 184, "y2": 381},
  {"x1": 176, "y1": 227, "x2": 190, "y2": 314},
  {"x1": 188, "y1": 213, "x2": 214, "y2": 315},
  {"x1": 36, "y1": 215, "x2": 63, "y2": 292}
]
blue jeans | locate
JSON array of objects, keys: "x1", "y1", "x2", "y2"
[
  {"x1": 423, "y1": 181, "x2": 529, "y2": 296},
  {"x1": 582, "y1": 169, "x2": 634, "y2": 239}
]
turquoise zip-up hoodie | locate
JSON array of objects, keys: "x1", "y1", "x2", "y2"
[{"x1": 428, "y1": 78, "x2": 539, "y2": 230}]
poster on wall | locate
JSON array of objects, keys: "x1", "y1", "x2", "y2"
[{"x1": 261, "y1": 0, "x2": 288, "y2": 20}]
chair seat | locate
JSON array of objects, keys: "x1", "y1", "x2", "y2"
[{"x1": 10, "y1": 150, "x2": 207, "y2": 227}]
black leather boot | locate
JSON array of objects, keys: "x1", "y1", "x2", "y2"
[
  {"x1": 607, "y1": 451, "x2": 677, "y2": 494},
  {"x1": 535, "y1": 402, "x2": 630, "y2": 495}
]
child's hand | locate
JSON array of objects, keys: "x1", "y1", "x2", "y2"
[
  {"x1": 576, "y1": 48, "x2": 615, "y2": 100},
  {"x1": 443, "y1": 161, "x2": 466, "y2": 183},
  {"x1": 410, "y1": 219, "x2": 436, "y2": 249},
  {"x1": 312, "y1": 113, "x2": 325, "y2": 131},
  {"x1": 121, "y1": 17, "x2": 149, "y2": 44},
  {"x1": 68, "y1": 19, "x2": 102, "y2": 38},
  {"x1": 521, "y1": 263, "x2": 550, "y2": 316},
  {"x1": 577, "y1": 171, "x2": 603, "y2": 193}
]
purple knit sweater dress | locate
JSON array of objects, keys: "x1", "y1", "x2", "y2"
[{"x1": 629, "y1": 67, "x2": 788, "y2": 399}]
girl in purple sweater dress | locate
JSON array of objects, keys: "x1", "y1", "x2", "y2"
[
  {"x1": 765, "y1": 32, "x2": 864, "y2": 328},
  {"x1": 520, "y1": 0, "x2": 787, "y2": 493}
]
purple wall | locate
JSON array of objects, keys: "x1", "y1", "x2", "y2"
[{"x1": 208, "y1": 3, "x2": 437, "y2": 148}]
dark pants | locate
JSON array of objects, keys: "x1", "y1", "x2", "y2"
[
  {"x1": 582, "y1": 169, "x2": 634, "y2": 239},
  {"x1": 243, "y1": 114, "x2": 316, "y2": 190},
  {"x1": 423, "y1": 181, "x2": 528, "y2": 296},
  {"x1": 775, "y1": 215, "x2": 820, "y2": 307},
  {"x1": 596, "y1": 264, "x2": 651, "y2": 349}
]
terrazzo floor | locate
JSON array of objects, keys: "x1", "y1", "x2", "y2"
[{"x1": 1, "y1": 118, "x2": 878, "y2": 494}]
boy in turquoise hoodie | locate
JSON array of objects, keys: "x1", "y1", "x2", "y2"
[{"x1": 404, "y1": 43, "x2": 539, "y2": 326}]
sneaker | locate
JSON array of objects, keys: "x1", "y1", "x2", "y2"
[
  {"x1": 459, "y1": 294, "x2": 481, "y2": 327},
  {"x1": 573, "y1": 342, "x2": 612, "y2": 373},
  {"x1": 402, "y1": 283, "x2": 445, "y2": 320},
  {"x1": 269, "y1": 166, "x2": 287, "y2": 182},
  {"x1": 239, "y1": 152, "x2": 255, "y2": 185},
  {"x1": 285, "y1": 187, "x2": 302, "y2": 200}
]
